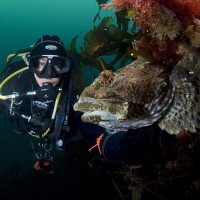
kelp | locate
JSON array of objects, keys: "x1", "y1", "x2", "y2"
[
  {"x1": 70, "y1": 15, "x2": 136, "y2": 71},
  {"x1": 115, "y1": 9, "x2": 130, "y2": 32}
]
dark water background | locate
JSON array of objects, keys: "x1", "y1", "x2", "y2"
[{"x1": 0, "y1": 1, "x2": 122, "y2": 199}]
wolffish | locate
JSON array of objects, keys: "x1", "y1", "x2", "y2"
[{"x1": 74, "y1": 56, "x2": 200, "y2": 135}]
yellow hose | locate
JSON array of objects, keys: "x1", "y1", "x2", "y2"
[
  {"x1": 0, "y1": 67, "x2": 29, "y2": 100},
  {"x1": 7, "y1": 53, "x2": 27, "y2": 62}
]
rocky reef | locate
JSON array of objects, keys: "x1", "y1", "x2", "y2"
[
  {"x1": 102, "y1": 0, "x2": 200, "y2": 69},
  {"x1": 99, "y1": 1, "x2": 200, "y2": 199}
]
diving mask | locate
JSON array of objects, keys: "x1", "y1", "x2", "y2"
[{"x1": 29, "y1": 55, "x2": 70, "y2": 78}]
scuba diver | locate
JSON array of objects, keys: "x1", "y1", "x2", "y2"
[
  {"x1": 0, "y1": 34, "x2": 107, "y2": 174},
  {"x1": 0, "y1": 34, "x2": 177, "y2": 175}
]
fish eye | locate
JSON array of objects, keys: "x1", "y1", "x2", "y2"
[{"x1": 99, "y1": 70, "x2": 113, "y2": 84}]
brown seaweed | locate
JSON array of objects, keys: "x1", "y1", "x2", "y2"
[{"x1": 70, "y1": 16, "x2": 135, "y2": 71}]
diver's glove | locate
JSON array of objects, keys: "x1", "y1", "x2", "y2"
[{"x1": 100, "y1": 131, "x2": 127, "y2": 162}]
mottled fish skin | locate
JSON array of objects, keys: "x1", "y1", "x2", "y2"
[
  {"x1": 74, "y1": 55, "x2": 200, "y2": 135},
  {"x1": 158, "y1": 52, "x2": 200, "y2": 134}
]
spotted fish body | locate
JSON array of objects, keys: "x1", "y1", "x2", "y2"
[
  {"x1": 159, "y1": 53, "x2": 200, "y2": 134},
  {"x1": 74, "y1": 56, "x2": 200, "y2": 135}
]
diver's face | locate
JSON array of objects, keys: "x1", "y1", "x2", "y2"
[{"x1": 34, "y1": 73, "x2": 60, "y2": 87}]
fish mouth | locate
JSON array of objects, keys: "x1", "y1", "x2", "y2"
[{"x1": 73, "y1": 98, "x2": 129, "y2": 122}]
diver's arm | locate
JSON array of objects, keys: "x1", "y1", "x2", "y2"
[{"x1": 73, "y1": 109, "x2": 107, "y2": 146}]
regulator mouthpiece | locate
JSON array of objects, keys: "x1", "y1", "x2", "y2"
[{"x1": 36, "y1": 82, "x2": 60, "y2": 102}]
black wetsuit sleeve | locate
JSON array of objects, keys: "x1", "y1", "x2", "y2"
[{"x1": 72, "y1": 108, "x2": 106, "y2": 146}]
